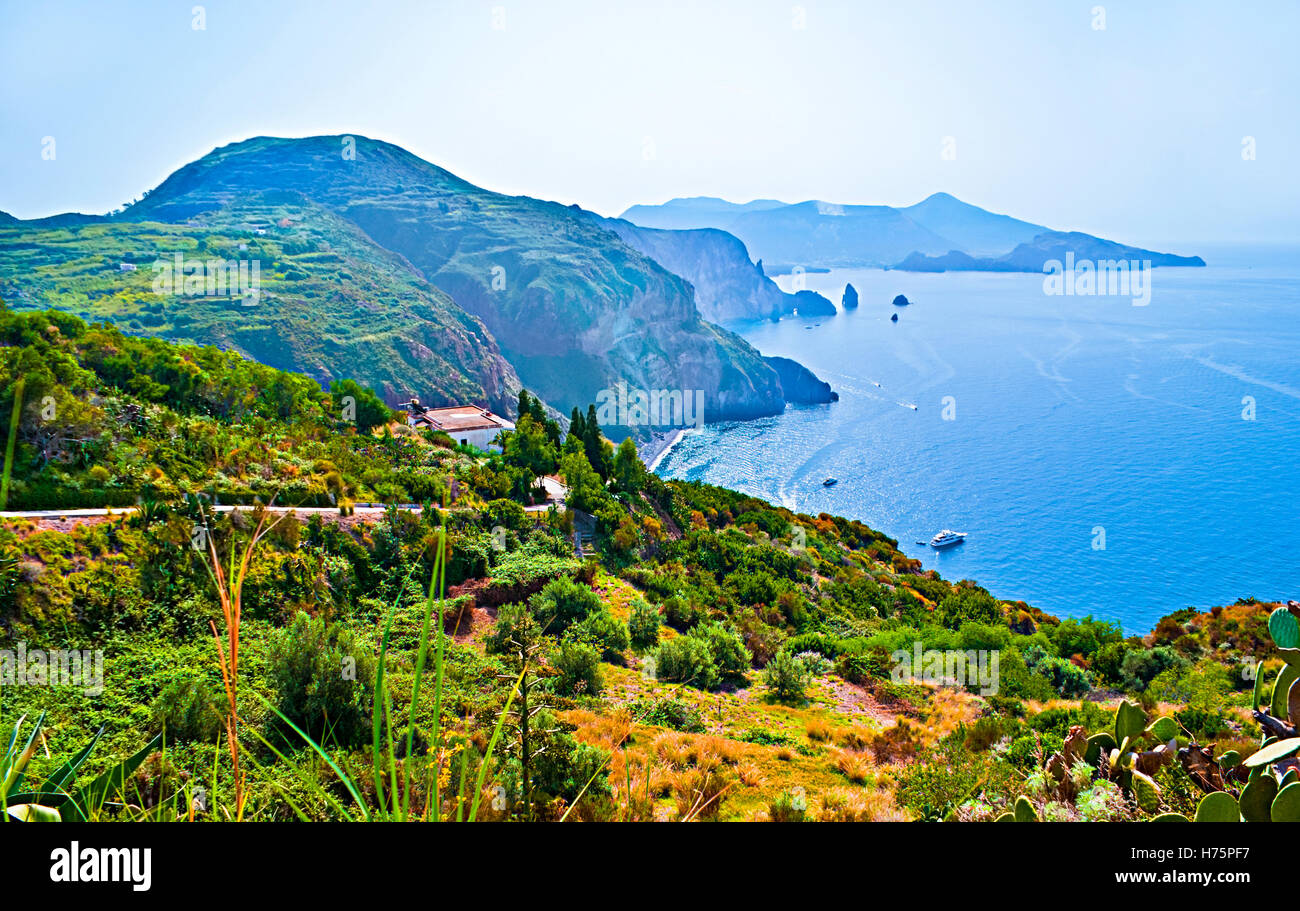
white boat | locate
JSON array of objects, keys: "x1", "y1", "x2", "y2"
[{"x1": 929, "y1": 529, "x2": 967, "y2": 548}]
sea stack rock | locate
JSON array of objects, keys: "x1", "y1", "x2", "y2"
[
  {"x1": 892, "y1": 294, "x2": 910, "y2": 306},
  {"x1": 891, "y1": 313, "x2": 899, "y2": 322},
  {"x1": 842, "y1": 283, "x2": 859, "y2": 309}
]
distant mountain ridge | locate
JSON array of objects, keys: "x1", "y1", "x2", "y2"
[
  {"x1": 620, "y1": 193, "x2": 1203, "y2": 272},
  {"x1": 896, "y1": 231, "x2": 1206, "y2": 273}
]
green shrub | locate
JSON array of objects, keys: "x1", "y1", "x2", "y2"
[
  {"x1": 1090, "y1": 641, "x2": 1131, "y2": 686},
  {"x1": 568, "y1": 609, "x2": 630, "y2": 662},
  {"x1": 962, "y1": 716, "x2": 1011, "y2": 752},
  {"x1": 485, "y1": 603, "x2": 526, "y2": 656},
  {"x1": 768, "y1": 789, "x2": 807, "y2": 822},
  {"x1": 794, "y1": 650, "x2": 833, "y2": 676},
  {"x1": 268, "y1": 611, "x2": 376, "y2": 746},
  {"x1": 151, "y1": 676, "x2": 225, "y2": 742},
  {"x1": 552, "y1": 639, "x2": 603, "y2": 697},
  {"x1": 653, "y1": 634, "x2": 718, "y2": 689},
  {"x1": 628, "y1": 696, "x2": 706, "y2": 733},
  {"x1": 690, "y1": 620, "x2": 751, "y2": 682},
  {"x1": 763, "y1": 648, "x2": 811, "y2": 704},
  {"x1": 894, "y1": 742, "x2": 988, "y2": 820},
  {"x1": 738, "y1": 727, "x2": 792, "y2": 747},
  {"x1": 786, "y1": 631, "x2": 842, "y2": 658},
  {"x1": 530, "y1": 576, "x2": 602, "y2": 636},
  {"x1": 660, "y1": 594, "x2": 701, "y2": 631},
  {"x1": 1121, "y1": 646, "x2": 1189, "y2": 692},
  {"x1": 1034, "y1": 656, "x2": 1092, "y2": 698},
  {"x1": 836, "y1": 651, "x2": 892, "y2": 684},
  {"x1": 628, "y1": 599, "x2": 662, "y2": 651}
]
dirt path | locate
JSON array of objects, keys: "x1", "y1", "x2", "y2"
[{"x1": 825, "y1": 678, "x2": 900, "y2": 725}]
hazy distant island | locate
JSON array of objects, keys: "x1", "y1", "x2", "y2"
[
  {"x1": 894, "y1": 231, "x2": 1206, "y2": 273},
  {"x1": 622, "y1": 192, "x2": 1204, "y2": 273}
]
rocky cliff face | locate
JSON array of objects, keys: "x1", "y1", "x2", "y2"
[
  {"x1": 594, "y1": 217, "x2": 795, "y2": 323},
  {"x1": 763, "y1": 356, "x2": 838, "y2": 404}
]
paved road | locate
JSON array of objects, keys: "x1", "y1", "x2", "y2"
[{"x1": 0, "y1": 501, "x2": 562, "y2": 520}]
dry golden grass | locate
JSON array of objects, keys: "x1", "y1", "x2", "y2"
[
  {"x1": 869, "y1": 718, "x2": 924, "y2": 764},
  {"x1": 736, "y1": 759, "x2": 766, "y2": 788},
  {"x1": 839, "y1": 728, "x2": 872, "y2": 752},
  {"x1": 648, "y1": 765, "x2": 676, "y2": 797},
  {"x1": 805, "y1": 717, "x2": 834, "y2": 742},
  {"x1": 832, "y1": 749, "x2": 872, "y2": 785},
  {"x1": 920, "y1": 687, "x2": 981, "y2": 744},
  {"x1": 693, "y1": 734, "x2": 743, "y2": 766},
  {"x1": 671, "y1": 767, "x2": 733, "y2": 821},
  {"x1": 814, "y1": 786, "x2": 910, "y2": 822},
  {"x1": 652, "y1": 732, "x2": 693, "y2": 770},
  {"x1": 563, "y1": 706, "x2": 632, "y2": 752},
  {"x1": 775, "y1": 746, "x2": 795, "y2": 762}
]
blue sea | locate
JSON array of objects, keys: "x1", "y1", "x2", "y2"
[{"x1": 655, "y1": 244, "x2": 1300, "y2": 633}]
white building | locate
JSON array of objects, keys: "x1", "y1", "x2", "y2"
[{"x1": 401, "y1": 401, "x2": 514, "y2": 452}]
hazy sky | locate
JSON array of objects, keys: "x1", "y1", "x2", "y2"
[{"x1": 2, "y1": 0, "x2": 1296, "y2": 245}]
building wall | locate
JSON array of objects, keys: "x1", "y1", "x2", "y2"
[{"x1": 453, "y1": 426, "x2": 507, "y2": 452}]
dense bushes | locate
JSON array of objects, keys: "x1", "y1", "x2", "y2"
[
  {"x1": 1120, "y1": 646, "x2": 1189, "y2": 691},
  {"x1": 568, "y1": 609, "x2": 630, "y2": 662},
  {"x1": 651, "y1": 620, "x2": 751, "y2": 691},
  {"x1": 552, "y1": 639, "x2": 603, "y2": 697},
  {"x1": 530, "y1": 576, "x2": 602, "y2": 636},
  {"x1": 653, "y1": 634, "x2": 719, "y2": 689},
  {"x1": 150, "y1": 676, "x2": 225, "y2": 742},
  {"x1": 268, "y1": 611, "x2": 376, "y2": 746}
]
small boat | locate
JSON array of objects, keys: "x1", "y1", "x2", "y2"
[
  {"x1": 822, "y1": 478, "x2": 838, "y2": 487},
  {"x1": 929, "y1": 529, "x2": 967, "y2": 548},
  {"x1": 891, "y1": 313, "x2": 899, "y2": 322}
]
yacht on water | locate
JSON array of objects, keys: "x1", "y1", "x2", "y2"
[
  {"x1": 822, "y1": 477, "x2": 838, "y2": 487},
  {"x1": 929, "y1": 529, "x2": 967, "y2": 548}
]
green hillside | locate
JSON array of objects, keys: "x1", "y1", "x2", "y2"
[
  {"x1": 0, "y1": 196, "x2": 518, "y2": 413},
  {"x1": 122, "y1": 135, "x2": 797, "y2": 423},
  {"x1": 3, "y1": 312, "x2": 1296, "y2": 825}
]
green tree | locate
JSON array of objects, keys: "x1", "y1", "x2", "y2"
[
  {"x1": 568, "y1": 608, "x2": 629, "y2": 662},
  {"x1": 518, "y1": 388, "x2": 561, "y2": 448},
  {"x1": 553, "y1": 639, "x2": 603, "y2": 696},
  {"x1": 503, "y1": 413, "x2": 557, "y2": 496},
  {"x1": 583, "y1": 403, "x2": 611, "y2": 478},
  {"x1": 612, "y1": 437, "x2": 645, "y2": 494},
  {"x1": 565, "y1": 407, "x2": 586, "y2": 453},
  {"x1": 529, "y1": 576, "x2": 602, "y2": 636},
  {"x1": 560, "y1": 450, "x2": 608, "y2": 514},
  {"x1": 653, "y1": 634, "x2": 718, "y2": 689},
  {"x1": 330, "y1": 378, "x2": 391, "y2": 433}
]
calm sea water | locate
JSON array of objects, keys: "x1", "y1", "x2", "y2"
[{"x1": 656, "y1": 244, "x2": 1300, "y2": 633}]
